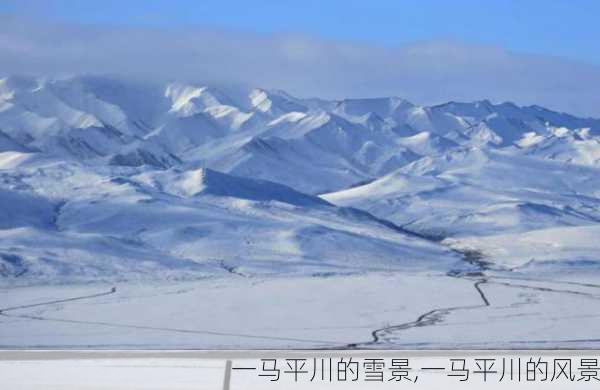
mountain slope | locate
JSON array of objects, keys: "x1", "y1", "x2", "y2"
[
  {"x1": 0, "y1": 153, "x2": 460, "y2": 282},
  {"x1": 323, "y1": 147, "x2": 600, "y2": 237}
]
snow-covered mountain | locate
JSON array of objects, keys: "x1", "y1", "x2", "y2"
[
  {"x1": 1, "y1": 74, "x2": 599, "y2": 282},
  {"x1": 3, "y1": 75, "x2": 599, "y2": 193},
  {"x1": 0, "y1": 153, "x2": 461, "y2": 282}
]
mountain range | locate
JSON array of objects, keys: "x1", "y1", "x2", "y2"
[{"x1": 1, "y1": 74, "x2": 599, "y2": 282}]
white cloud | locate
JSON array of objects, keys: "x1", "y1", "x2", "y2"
[{"x1": 1, "y1": 15, "x2": 600, "y2": 117}]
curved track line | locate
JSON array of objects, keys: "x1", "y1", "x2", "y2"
[{"x1": 347, "y1": 277, "x2": 491, "y2": 348}]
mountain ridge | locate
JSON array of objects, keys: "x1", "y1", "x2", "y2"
[{"x1": 1, "y1": 74, "x2": 599, "y2": 195}]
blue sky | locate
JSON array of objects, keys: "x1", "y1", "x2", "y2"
[
  {"x1": 1, "y1": 1, "x2": 600, "y2": 116},
  {"x1": 3, "y1": 0, "x2": 600, "y2": 65}
]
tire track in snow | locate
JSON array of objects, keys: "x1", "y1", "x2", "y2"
[{"x1": 0, "y1": 287, "x2": 117, "y2": 313}]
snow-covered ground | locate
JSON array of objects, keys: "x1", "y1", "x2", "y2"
[
  {"x1": 2, "y1": 270, "x2": 600, "y2": 349},
  {"x1": 0, "y1": 273, "x2": 475, "y2": 349},
  {"x1": 1, "y1": 75, "x2": 599, "y2": 349}
]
